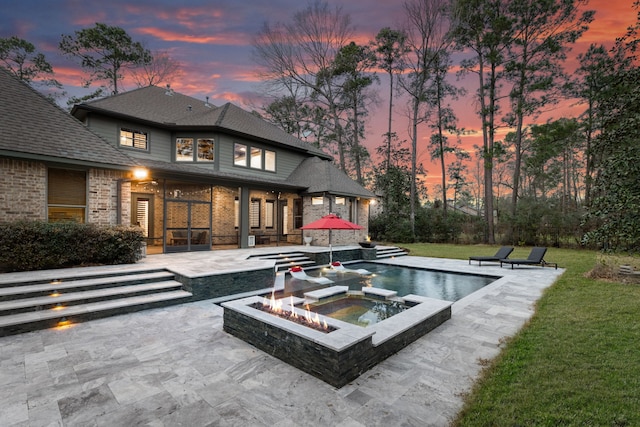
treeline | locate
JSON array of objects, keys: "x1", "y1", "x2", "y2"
[
  {"x1": 251, "y1": 0, "x2": 640, "y2": 252},
  {"x1": 2, "y1": 0, "x2": 639, "y2": 252}
]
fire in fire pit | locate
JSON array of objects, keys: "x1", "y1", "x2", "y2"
[{"x1": 253, "y1": 292, "x2": 335, "y2": 333}]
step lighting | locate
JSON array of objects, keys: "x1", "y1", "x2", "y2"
[
  {"x1": 56, "y1": 317, "x2": 73, "y2": 329},
  {"x1": 50, "y1": 291, "x2": 60, "y2": 297},
  {"x1": 52, "y1": 303, "x2": 65, "y2": 311},
  {"x1": 50, "y1": 279, "x2": 62, "y2": 285}
]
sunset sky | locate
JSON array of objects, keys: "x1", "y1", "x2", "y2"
[{"x1": 1, "y1": 0, "x2": 637, "y2": 189}]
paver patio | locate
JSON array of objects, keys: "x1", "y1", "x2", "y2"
[{"x1": 0, "y1": 250, "x2": 564, "y2": 426}]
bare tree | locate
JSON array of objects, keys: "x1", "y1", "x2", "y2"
[
  {"x1": 252, "y1": 0, "x2": 353, "y2": 170},
  {"x1": 131, "y1": 50, "x2": 182, "y2": 87}
]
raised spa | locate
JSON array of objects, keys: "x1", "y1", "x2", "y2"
[
  {"x1": 300, "y1": 292, "x2": 411, "y2": 327},
  {"x1": 222, "y1": 286, "x2": 452, "y2": 388}
]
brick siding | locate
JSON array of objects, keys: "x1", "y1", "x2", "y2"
[{"x1": 0, "y1": 159, "x2": 46, "y2": 222}]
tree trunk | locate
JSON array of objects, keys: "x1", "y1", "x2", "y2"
[
  {"x1": 386, "y1": 69, "x2": 394, "y2": 171},
  {"x1": 410, "y1": 95, "x2": 419, "y2": 239}
]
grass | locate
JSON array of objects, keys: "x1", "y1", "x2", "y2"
[{"x1": 399, "y1": 243, "x2": 640, "y2": 426}]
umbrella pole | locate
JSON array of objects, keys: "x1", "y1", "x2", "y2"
[{"x1": 329, "y1": 229, "x2": 333, "y2": 264}]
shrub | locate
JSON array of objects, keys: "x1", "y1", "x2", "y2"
[{"x1": 0, "y1": 220, "x2": 144, "y2": 272}]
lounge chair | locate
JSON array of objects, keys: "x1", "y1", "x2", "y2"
[
  {"x1": 499, "y1": 247, "x2": 557, "y2": 269},
  {"x1": 469, "y1": 246, "x2": 514, "y2": 266},
  {"x1": 288, "y1": 266, "x2": 334, "y2": 284},
  {"x1": 330, "y1": 261, "x2": 372, "y2": 275}
]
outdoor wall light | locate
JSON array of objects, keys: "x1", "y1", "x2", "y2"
[{"x1": 133, "y1": 168, "x2": 149, "y2": 180}]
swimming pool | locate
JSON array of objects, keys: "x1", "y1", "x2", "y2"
[{"x1": 284, "y1": 262, "x2": 499, "y2": 302}]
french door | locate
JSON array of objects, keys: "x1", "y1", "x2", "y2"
[{"x1": 165, "y1": 199, "x2": 211, "y2": 252}]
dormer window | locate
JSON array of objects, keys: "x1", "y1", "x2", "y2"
[{"x1": 120, "y1": 128, "x2": 148, "y2": 150}]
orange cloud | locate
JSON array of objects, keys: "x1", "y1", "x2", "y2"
[{"x1": 137, "y1": 27, "x2": 247, "y2": 45}]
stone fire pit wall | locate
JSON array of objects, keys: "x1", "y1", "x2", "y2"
[{"x1": 222, "y1": 294, "x2": 452, "y2": 388}]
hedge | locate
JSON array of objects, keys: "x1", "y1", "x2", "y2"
[{"x1": 0, "y1": 220, "x2": 144, "y2": 272}]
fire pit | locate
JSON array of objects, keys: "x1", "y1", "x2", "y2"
[{"x1": 222, "y1": 287, "x2": 452, "y2": 388}]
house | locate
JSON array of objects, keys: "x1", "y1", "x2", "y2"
[{"x1": 0, "y1": 69, "x2": 375, "y2": 254}]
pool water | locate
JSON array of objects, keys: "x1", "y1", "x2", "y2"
[
  {"x1": 302, "y1": 295, "x2": 409, "y2": 327},
  {"x1": 285, "y1": 262, "x2": 499, "y2": 302}
]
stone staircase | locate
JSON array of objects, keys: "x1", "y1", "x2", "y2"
[
  {"x1": 250, "y1": 246, "x2": 409, "y2": 270},
  {"x1": 0, "y1": 269, "x2": 192, "y2": 337},
  {"x1": 249, "y1": 252, "x2": 317, "y2": 272},
  {"x1": 376, "y1": 246, "x2": 409, "y2": 259}
]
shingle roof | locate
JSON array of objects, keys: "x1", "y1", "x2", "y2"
[
  {"x1": 0, "y1": 68, "x2": 137, "y2": 168},
  {"x1": 136, "y1": 158, "x2": 303, "y2": 190},
  {"x1": 73, "y1": 85, "x2": 215, "y2": 125},
  {"x1": 287, "y1": 157, "x2": 375, "y2": 198},
  {"x1": 73, "y1": 86, "x2": 331, "y2": 160}
]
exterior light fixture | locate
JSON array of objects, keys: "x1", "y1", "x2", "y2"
[{"x1": 133, "y1": 168, "x2": 149, "y2": 180}]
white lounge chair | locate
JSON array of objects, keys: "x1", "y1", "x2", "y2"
[
  {"x1": 288, "y1": 266, "x2": 334, "y2": 284},
  {"x1": 330, "y1": 261, "x2": 372, "y2": 275}
]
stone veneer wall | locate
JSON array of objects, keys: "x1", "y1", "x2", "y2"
[
  {"x1": 0, "y1": 159, "x2": 47, "y2": 222},
  {"x1": 223, "y1": 300, "x2": 452, "y2": 388},
  {"x1": 223, "y1": 307, "x2": 373, "y2": 388},
  {"x1": 177, "y1": 268, "x2": 274, "y2": 300}
]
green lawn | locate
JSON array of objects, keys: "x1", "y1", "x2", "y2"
[{"x1": 399, "y1": 243, "x2": 640, "y2": 426}]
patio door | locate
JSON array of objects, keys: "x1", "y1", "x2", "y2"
[{"x1": 165, "y1": 199, "x2": 211, "y2": 252}]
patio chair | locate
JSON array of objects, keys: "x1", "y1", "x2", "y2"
[
  {"x1": 288, "y1": 266, "x2": 334, "y2": 284},
  {"x1": 499, "y1": 247, "x2": 557, "y2": 269},
  {"x1": 468, "y1": 246, "x2": 514, "y2": 266},
  {"x1": 330, "y1": 261, "x2": 372, "y2": 275}
]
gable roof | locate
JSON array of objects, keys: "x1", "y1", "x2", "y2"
[
  {"x1": 0, "y1": 68, "x2": 137, "y2": 169},
  {"x1": 72, "y1": 86, "x2": 331, "y2": 160},
  {"x1": 287, "y1": 157, "x2": 375, "y2": 198}
]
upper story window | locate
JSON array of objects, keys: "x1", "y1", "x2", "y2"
[
  {"x1": 176, "y1": 137, "x2": 215, "y2": 162},
  {"x1": 265, "y1": 150, "x2": 276, "y2": 171},
  {"x1": 120, "y1": 128, "x2": 148, "y2": 150},
  {"x1": 250, "y1": 147, "x2": 262, "y2": 169},
  {"x1": 234, "y1": 143, "x2": 247, "y2": 166},
  {"x1": 198, "y1": 139, "x2": 214, "y2": 162},
  {"x1": 234, "y1": 142, "x2": 276, "y2": 172},
  {"x1": 176, "y1": 138, "x2": 193, "y2": 161}
]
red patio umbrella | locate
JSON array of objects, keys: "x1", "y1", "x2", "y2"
[{"x1": 300, "y1": 213, "x2": 363, "y2": 263}]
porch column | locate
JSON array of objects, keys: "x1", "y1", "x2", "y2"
[{"x1": 239, "y1": 186, "x2": 250, "y2": 248}]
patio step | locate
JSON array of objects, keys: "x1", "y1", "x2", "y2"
[
  {"x1": 0, "y1": 271, "x2": 176, "y2": 301},
  {"x1": 249, "y1": 252, "x2": 317, "y2": 271},
  {"x1": 376, "y1": 246, "x2": 408, "y2": 259},
  {"x1": 0, "y1": 269, "x2": 192, "y2": 337}
]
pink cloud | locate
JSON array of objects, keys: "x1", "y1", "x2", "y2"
[{"x1": 137, "y1": 27, "x2": 247, "y2": 45}]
